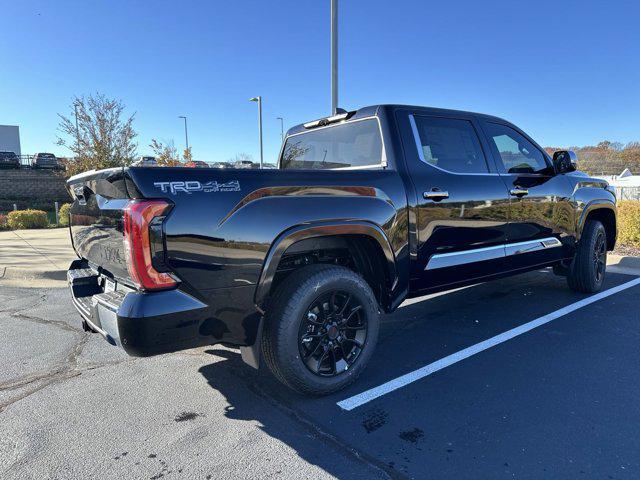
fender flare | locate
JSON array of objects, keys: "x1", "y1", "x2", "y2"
[
  {"x1": 254, "y1": 220, "x2": 397, "y2": 309},
  {"x1": 576, "y1": 199, "x2": 616, "y2": 242}
]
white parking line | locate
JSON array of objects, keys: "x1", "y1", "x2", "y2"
[{"x1": 337, "y1": 277, "x2": 640, "y2": 411}]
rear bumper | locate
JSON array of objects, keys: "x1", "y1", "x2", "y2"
[{"x1": 68, "y1": 260, "x2": 261, "y2": 357}]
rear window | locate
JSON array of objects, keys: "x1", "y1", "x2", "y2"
[{"x1": 280, "y1": 118, "x2": 383, "y2": 170}]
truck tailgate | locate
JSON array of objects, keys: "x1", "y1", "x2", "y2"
[{"x1": 67, "y1": 168, "x2": 132, "y2": 283}]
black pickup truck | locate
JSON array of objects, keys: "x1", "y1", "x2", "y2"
[{"x1": 66, "y1": 105, "x2": 617, "y2": 395}]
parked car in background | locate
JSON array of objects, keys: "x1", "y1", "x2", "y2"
[
  {"x1": 184, "y1": 160, "x2": 210, "y2": 168},
  {"x1": 211, "y1": 162, "x2": 231, "y2": 168},
  {"x1": 234, "y1": 160, "x2": 256, "y2": 169},
  {"x1": 131, "y1": 156, "x2": 158, "y2": 167},
  {"x1": 0, "y1": 151, "x2": 20, "y2": 169},
  {"x1": 32, "y1": 152, "x2": 64, "y2": 170}
]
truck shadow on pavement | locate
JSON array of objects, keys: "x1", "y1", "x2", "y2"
[{"x1": 197, "y1": 348, "x2": 393, "y2": 479}]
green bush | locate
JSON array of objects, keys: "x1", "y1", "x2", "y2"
[
  {"x1": 618, "y1": 201, "x2": 640, "y2": 248},
  {"x1": 0, "y1": 214, "x2": 8, "y2": 230},
  {"x1": 59, "y1": 203, "x2": 72, "y2": 226},
  {"x1": 7, "y1": 209, "x2": 49, "y2": 229}
]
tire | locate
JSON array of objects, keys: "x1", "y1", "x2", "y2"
[
  {"x1": 567, "y1": 220, "x2": 607, "y2": 293},
  {"x1": 261, "y1": 264, "x2": 380, "y2": 396}
]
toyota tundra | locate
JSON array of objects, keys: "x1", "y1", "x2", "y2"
[{"x1": 66, "y1": 105, "x2": 617, "y2": 395}]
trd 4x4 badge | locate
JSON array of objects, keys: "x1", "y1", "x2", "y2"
[{"x1": 153, "y1": 180, "x2": 240, "y2": 194}]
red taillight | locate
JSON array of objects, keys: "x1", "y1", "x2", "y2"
[{"x1": 123, "y1": 200, "x2": 177, "y2": 290}]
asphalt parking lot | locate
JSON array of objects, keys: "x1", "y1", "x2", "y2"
[{"x1": 1, "y1": 269, "x2": 639, "y2": 479}]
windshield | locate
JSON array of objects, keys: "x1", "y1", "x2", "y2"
[{"x1": 280, "y1": 118, "x2": 382, "y2": 170}]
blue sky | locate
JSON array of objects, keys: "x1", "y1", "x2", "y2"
[{"x1": 1, "y1": 0, "x2": 638, "y2": 162}]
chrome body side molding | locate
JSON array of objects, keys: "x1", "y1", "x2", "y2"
[
  {"x1": 426, "y1": 244, "x2": 505, "y2": 270},
  {"x1": 503, "y1": 237, "x2": 562, "y2": 257},
  {"x1": 425, "y1": 237, "x2": 562, "y2": 270}
]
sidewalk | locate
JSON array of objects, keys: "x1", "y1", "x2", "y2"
[
  {"x1": 607, "y1": 254, "x2": 640, "y2": 276},
  {"x1": 0, "y1": 228, "x2": 76, "y2": 282}
]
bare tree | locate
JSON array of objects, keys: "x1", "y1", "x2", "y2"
[
  {"x1": 149, "y1": 139, "x2": 182, "y2": 167},
  {"x1": 280, "y1": 140, "x2": 309, "y2": 168},
  {"x1": 57, "y1": 93, "x2": 137, "y2": 176}
]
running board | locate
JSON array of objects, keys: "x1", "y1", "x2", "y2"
[{"x1": 425, "y1": 237, "x2": 562, "y2": 270}]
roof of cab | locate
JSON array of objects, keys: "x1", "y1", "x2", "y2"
[{"x1": 285, "y1": 104, "x2": 510, "y2": 137}]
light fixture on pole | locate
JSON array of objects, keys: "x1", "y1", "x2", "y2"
[
  {"x1": 277, "y1": 117, "x2": 284, "y2": 143},
  {"x1": 249, "y1": 97, "x2": 263, "y2": 169},
  {"x1": 178, "y1": 116, "x2": 189, "y2": 152}
]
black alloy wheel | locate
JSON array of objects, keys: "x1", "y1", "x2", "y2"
[
  {"x1": 593, "y1": 229, "x2": 607, "y2": 283},
  {"x1": 567, "y1": 220, "x2": 607, "y2": 293},
  {"x1": 262, "y1": 264, "x2": 380, "y2": 395},
  {"x1": 298, "y1": 290, "x2": 367, "y2": 377}
]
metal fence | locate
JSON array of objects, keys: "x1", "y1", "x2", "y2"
[
  {"x1": 18, "y1": 155, "x2": 33, "y2": 167},
  {"x1": 15, "y1": 155, "x2": 66, "y2": 169},
  {"x1": 616, "y1": 186, "x2": 640, "y2": 201}
]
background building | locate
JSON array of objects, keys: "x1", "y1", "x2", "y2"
[
  {"x1": 597, "y1": 168, "x2": 640, "y2": 200},
  {"x1": 0, "y1": 125, "x2": 21, "y2": 156}
]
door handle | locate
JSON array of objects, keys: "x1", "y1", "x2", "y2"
[
  {"x1": 509, "y1": 187, "x2": 529, "y2": 197},
  {"x1": 423, "y1": 189, "x2": 449, "y2": 201}
]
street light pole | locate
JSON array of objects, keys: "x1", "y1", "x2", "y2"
[
  {"x1": 249, "y1": 97, "x2": 263, "y2": 169},
  {"x1": 331, "y1": 0, "x2": 338, "y2": 115},
  {"x1": 179, "y1": 116, "x2": 189, "y2": 154},
  {"x1": 277, "y1": 117, "x2": 284, "y2": 144}
]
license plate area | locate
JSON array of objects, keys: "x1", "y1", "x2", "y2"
[
  {"x1": 104, "y1": 278, "x2": 116, "y2": 293},
  {"x1": 99, "y1": 275, "x2": 117, "y2": 293}
]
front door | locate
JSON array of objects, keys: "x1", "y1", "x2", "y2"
[
  {"x1": 398, "y1": 111, "x2": 511, "y2": 292},
  {"x1": 480, "y1": 120, "x2": 574, "y2": 269}
]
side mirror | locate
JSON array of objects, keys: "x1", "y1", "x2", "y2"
[{"x1": 553, "y1": 150, "x2": 578, "y2": 174}]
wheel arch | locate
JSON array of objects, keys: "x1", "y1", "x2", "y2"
[
  {"x1": 578, "y1": 200, "x2": 617, "y2": 251},
  {"x1": 254, "y1": 221, "x2": 398, "y2": 312}
]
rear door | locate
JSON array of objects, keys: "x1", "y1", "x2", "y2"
[
  {"x1": 479, "y1": 120, "x2": 573, "y2": 269},
  {"x1": 397, "y1": 110, "x2": 511, "y2": 292}
]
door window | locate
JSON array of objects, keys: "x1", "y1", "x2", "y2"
[
  {"x1": 485, "y1": 123, "x2": 549, "y2": 174},
  {"x1": 412, "y1": 116, "x2": 489, "y2": 173}
]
